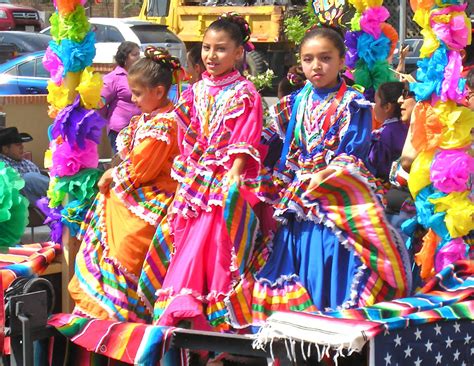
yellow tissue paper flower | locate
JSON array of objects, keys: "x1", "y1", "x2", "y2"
[
  {"x1": 408, "y1": 150, "x2": 434, "y2": 199},
  {"x1": 44, "y1": 149, "x2": 52, "y2": 170},
  {"x1": 419, "y1": 28, "x2": 439, "y2": 59},
  {"x1": 413, "y1": 9, "x2": 430, "y2": 29},
  {"x1": 76, "y1": 67, "x2": 103, "y2": 110},
  {"x1": 434, "y1": 101, "x2": 474, "y2": 149},
  {"x1": 429, "y1": 192, "x2": 474, "y2": 238},
  {"x1": 47, "y1": 81, "x2": 71, "y2": 110},
  {"x1": 349, "y1": 0, "x2": 366, "y2": 13},
  {"x1": 365, "y1": 0, "x2": 383, "y2": 8}
]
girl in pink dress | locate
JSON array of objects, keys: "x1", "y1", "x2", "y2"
[{"x1": 140, "y1": 13, "x2": 276, "y2": 331}]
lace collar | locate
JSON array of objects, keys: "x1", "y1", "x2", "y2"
[{"x1": 201, "y1": 70, "x2": 242, "y2": 87}]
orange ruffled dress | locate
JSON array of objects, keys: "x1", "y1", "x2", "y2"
[{"x1": 69, "y1": 103, "x2": 179, "y2": 322}]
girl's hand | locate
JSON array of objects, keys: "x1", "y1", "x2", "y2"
[
  {"x1": 307, "y1": 168, "x2": 336, "y2": 192},
  {"x1": 225, "y1": 166, "x2": 242, "y2": 187},
  {"x1": 98, "y1": 169, "x2": 114, "y2": 194}
]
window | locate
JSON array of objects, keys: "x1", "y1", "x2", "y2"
[
  {"x1": 18, "y1": 60, "x2": 34, "y2": 77},
  {"x1": 130, "y1": 25, "x2": 181, "y2": 44},
  {"x1": 91, "y1": 24, "x2": 107, "y2": 42},
  {"x1": 6, "y1": 66, "x2": 17, "y2": 76},
  {"x1": 35, "y1": 58, "x2": 49, "y2": 78},
  {"x1": 106, "y1": 26, "x2": 124, "y2": 42}
]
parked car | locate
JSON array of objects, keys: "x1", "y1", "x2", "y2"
[
  {"x1": 0, "y1": 51, "x2": 48, "y2": 94},
  {"x1": 0, "y1": 41, "x2": 16, "y2": 63},
  {"x1": 0, "y1": 31, "x2": 51, "y2": 59},
  {"x1": 0, "y1": 49, "x2": 184, "y2": 98},
  {"x1": 41, "y1": 17, "x2": 187, "y2": 65},
  {"x1": 0, "y1": 0, "x2": 42, "y2": 32}
]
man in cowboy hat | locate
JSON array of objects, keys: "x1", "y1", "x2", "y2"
[{"x1": 0, "y1": 127, "x2": 49, "y2": 205}]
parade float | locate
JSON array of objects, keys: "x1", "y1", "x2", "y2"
[{"x1": 0, "y1": 0, "x2": 472, "y2": 364}]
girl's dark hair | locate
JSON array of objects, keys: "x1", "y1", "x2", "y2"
[
  {"x1": 128, "y1": 46, "x2": 182, "y2": 91},
  {"x1": 187, "y1": 43, "x2": 204, "y2": 68},
  {"x1": 377, "y1": 81, "x2": 404, "y2": 118},
  {"x1": 206, "y1": 12, "x2": 252, "y2": 48},
  {"x1": 278, "y1": 65, "x2": 306, "y2": 97},
  {"x1": 467, "y1": 68, "x2": 474, "y2": 89},
  {"x1": 115, "y1": 41, "x2": 139, "y2": 67},
  {"x1": 300, "y1": 26, "x2": 346, "y2": 58}
]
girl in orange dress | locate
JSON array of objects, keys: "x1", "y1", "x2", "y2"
[{"x1": 68, "y1": 47, "x2": 183, "y2": 322}]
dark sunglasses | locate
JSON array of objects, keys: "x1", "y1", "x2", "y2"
[{"x1": 402, "y1": 89, "x2": 415, "y2": 99}]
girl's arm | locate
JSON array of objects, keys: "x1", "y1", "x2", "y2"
[
  {"x1": 127, "y1": 137, "x2": 174, "y2": 184},
  {"x1": 98, "y1": 168, "x2": 114, "y2": 194},
  {"x1": 225, "y1": 154, "x2": 248, "y2": 186}
]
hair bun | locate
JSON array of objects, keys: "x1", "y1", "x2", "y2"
[
  {"x1": 218, "y1": 12, "x2": 252, "y2": 47},
  {"x1": 287, "y1": 66, "x2": 305, "y2": 87},
  {"x1": 144, "y1": 46, "x2": 182, "y2": 71}
]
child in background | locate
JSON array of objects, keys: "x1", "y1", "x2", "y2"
[
  {"x1": 227, "y1": 26, "x2": 411, "y2": 328},
  {"x1": 264, "y1": 66, "x2": 306, "y2": 169},
  {"x1": 186, "y1": 43, "x2": 206, "y2": 84},
  {"x1": 368, "y1": 82, "x2": 408, "y2": 183},
  {"x1": 277, "y1": 65, "x2": 306, "y2": 99},
  {"x1": 149, "y1": 13, "x2": 276, "y2": 331},
  {"x1": 69, "y1": 47, "x2": 182, "y2": 322}
]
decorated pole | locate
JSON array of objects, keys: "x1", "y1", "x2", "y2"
[
  {"x1": 344, "y1": 0, "x2": 399, "y2": 101},
  {"x1": 404, "y1": 0, "x2": 473, "y2": 281},
  {"x1": 41, "y1": 0, "x2": 106, "y2": 310}
]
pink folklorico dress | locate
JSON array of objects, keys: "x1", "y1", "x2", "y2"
[{"x1": 140, "y1": 70, "x2": 276, "y2": 331}]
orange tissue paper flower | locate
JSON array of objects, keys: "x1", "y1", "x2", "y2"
[
  {"x1": 414, "y1": 229, "x2": 439, "y2": 281},
  {"x1": 410, "y1": 101, "x2": 443, "y2": 152}
]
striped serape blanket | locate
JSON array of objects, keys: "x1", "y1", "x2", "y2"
[
  {"x1": 49, "y1": 313, "x2": 174, "y2": 365},
  {"x1": 0, "y1": 241, "x2": 59, "y2": 289},
  {"x1": 253, "y1": 260, "x2": 474, "y2": 362},
  {"x1": 0, "y1": 241, "x2": 59, "y2": 354}
]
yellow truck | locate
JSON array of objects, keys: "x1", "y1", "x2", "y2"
[{"x1": 138, "y1": 0, "x2": 297, "y2": 77}]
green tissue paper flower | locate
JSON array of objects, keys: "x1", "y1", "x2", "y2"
[{"x1": 0, "y1": 162, "x2": 28, "y2": 247}]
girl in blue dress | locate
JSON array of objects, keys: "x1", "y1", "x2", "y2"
[{"x1": 227, "y1": 26, "x2": 411, "y2": 327}]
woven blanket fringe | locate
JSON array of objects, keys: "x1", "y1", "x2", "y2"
[{"x1": 252, "y1": 321, "x2": 359, "y2": 366}]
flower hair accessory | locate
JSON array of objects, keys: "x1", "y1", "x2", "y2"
[
  {"x1": 144, "y1": 46, "x2": 182, "y2": 71},
  {"x1": 287, "y1": 68, "x2": 305, "y2": 87},
  {"x1": 218, "y1": 12, "x2": 255, "y2": 52},
  {"x1": 144, "y1": 46, "x2": 186, "y2": 91}
]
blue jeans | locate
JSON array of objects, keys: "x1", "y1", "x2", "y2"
[
  {"x1": 21, "y1": 172, "x2": 49, "y2": 206},
  {"x1": 108, "y1": 130, "x2": 119, "y2": 155}
]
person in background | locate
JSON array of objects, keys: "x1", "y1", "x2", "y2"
[
  {"x1": 368, "y1": 82, "x2": 408, "y2": 183},
  {"x1": 277, "y1": 65, "x2": 306, "y2": 99},
  {"x1": 398, "y1": 84, "x2": 419, "y2": 174},
  {"x1": 100, "y1": 41, "x2": 141, "y2": 154},
  {"x1": 186, "y1": 43, "x2": 205, "y2": 84},
  {"x1": 0, "y1": 127, "x2": 49, "y2": 206}
]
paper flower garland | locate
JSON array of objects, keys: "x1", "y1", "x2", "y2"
[
  {"x1": 406, "y1": 0, "x2": 473, "y2": 280},
  {"x1": 345, "y1": 0, "x2": 398, "y2": 99},
  {"x1": 42, "y1": 0, "x2": 105, "y2": 243}
]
